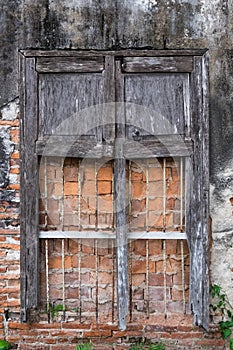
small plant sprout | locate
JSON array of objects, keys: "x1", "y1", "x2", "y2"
[
  {"x1": 76, "y1": 342, "x2": 93, "y2": 350},
  {"x1": 210, "y1": 284, "x2": 233, "y2": 350}
]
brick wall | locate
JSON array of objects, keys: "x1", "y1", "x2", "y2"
[{"x1": 0, "y1": 102, "x2": 227, "y2": 349}]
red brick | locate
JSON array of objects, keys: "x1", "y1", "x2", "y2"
[
  {"x1": 132, "y1": 260, "x2": 155, "y2": 273},
  {"x1": 149, "y1": 273, "x2": 172, "y2": 287},
  {"x1": 98, "y1": 181, "x2": 112, "y2": 195},
  {"x1": 64, "y1": 182, "x2": 78, "y2": 196},
  {"x1": 80, "y1": 255, "x2": 96, "y2": 269},
  {"x1": 156, "y1": 258, "x2": 182, "y2": 274},
  {"x1": 83, "y1": 330, "x2": 111, "y2": 337},
  {"x1": 64, "y1": 167, "x2": 78, "y2": 182},
  {"x1": 132, "y1": 181, "x2": 146, "y2": 198},
  {"x1": 97, "y1": 166, "x2": 113, "y2": 181},
  {"x1": 148, "y1": 239, "x2": 162, "y2": 255}
]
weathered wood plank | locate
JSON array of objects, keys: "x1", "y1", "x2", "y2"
[
  {"x1": 36, "y1": 57, "x2": 104, "y2": 73},
  {"x1": 21, "y1": 49, "x2": 208, "y2": 58},
  {"x1": 201, "y1": 52, "x2": 210, "y2": 331},
  {"x1": 124, "y1": 73, "x2": 188, "y2": 137},
  {"x1": 36, "y1": 139, "x2": 113, "y2": 158},
  {"x1": 115, "y1": 60, "x2": 128, "y2": 331},
  {"x1": 122, "y1": 56, "x2": 193, "y2": 73},
  {"x1": 124, "y1": 138, "x2": 193, "y2": 158},
  {"x1": 20, "y1": 57, "x2": 39, "y2": 322},
  {"x1": 189, "y1": 54, "x2": 209, "y2": 330},
  {"x1": 39, "y1": 230, "x2": 187, "y2": 240},
  {"x1": 19, "y1": 52, "x2": 27, "y2": 323},
  {"x1": 38, "y1": 73, "x2": 103, "y2": 138},
  {"x1": 103, "y1": 55, "x2": 115, "y2": 144}
]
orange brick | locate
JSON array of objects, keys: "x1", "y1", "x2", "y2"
[
  {"x1": 99, "y1": 257, "x2": 113, "y2": 270},
  {"x1": 83, "y1": 164, "x2": 95, "y2": 180},
  {"x1": 156, "y1": 258, "x2": 182, "y2": 274},
  {"x1": 82, "y1": 181, "x2": 95, "y2": 196},
  {"x1": 167, "y1": 180, "x2": 180, "y2": 196},
  {"x1": 11, "y1": 151, "x2": 20, "y2": 159},
  {"x1": 7, "y1": 184, "x2": 20, "y2": 190},
  {"x1": 64, "y1": 166, "x2": 78, "y2": 181},
  {"x1": 149, "y1": 273, "x2": 172, "y2": 287},
  {"x1": 132, "y1": 260, "x2": 155, "y2": 273},
  {"x1": 10, "y1": 167, "x2": 20, "y2": 174},
  {"x1": 148, "y1": 198, "x2": 163, "y2": 211},
  {"x1": 132, "y1": 240, "x2": 146, "y2": 256},
  {"x1": 166, "y1": 198, "x2": 176, "y2": 210},
  {"x1": 149, "y1": 239, "x2": 162, "y2": 255},
  {"x1": 131, "y1": 199, "x2": 146, "y2": 213},
  {"x1": 97, "y1": 166, "x2": 113, "y2": 181},
  {"x1": 64, "y1": 182, "x2": 78, "y2": 195},
  {"x1": 131, "y1": 169, "x2": 143, "y2": 181},
  {"x1": 53, "y1": 182, "x2": 63, "y2": 196},
  {"x1": 80, "y1": 255, "x2": 96, "y2": 269},
  {"x1": 173, "y1": 270, "x2": 190, "y2": 285},
  {"x1": 98, "y1": 272, "x2": 112, "y2": 284},
  {"x1": 0, "y1": 120, "x2": 19, "y2": 126},
  {"x1": 148, "y1": 181, "x2": 163, "y2": 196},
  {"x1": 129, "y1": 213, "x2": 146, "y2": 229},
  {"x1": 48, "y1": 256, "x2": 72, "y2": 269},
  {"x1": 148, "y1": 167, "x2": 163, "y2": 181},
  {"x1": 98, "y1": 181, "x2": 112, "y2": 195},
  {"x1": 132, "y1": 181, "x2": 146, "y2": 198},
  {"x1": 166, "y1": 240, "x2": 178, "y2": 254},
  {"x1": 98, "y1": 195, "x2": 113, "y2": 213}
]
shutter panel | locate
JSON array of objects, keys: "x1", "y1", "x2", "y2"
[
  {"x1": 115, "y1": 61, "x2": 128, "y2": 330},
  {"x1": 119, "y1": 56, "x2": 193, "y2": 160},
  {"x1": 188, "y1": 53, "x2": 210, "y2": 329},
  {"x1": 36, "y1": 55, "x2": 114, "y2": 158},
  {"x1": 20, "y1": 55, "x2": 39, "y2": 322},
  {"x1": 20, "y1": 50, "x2": 209, "y2": 329},
  {"x1": 117, "y1": 53, "x2": 209, "y2": 329},
  {"x1": 20, "y1": 53, "x2": 115, "y2": 322}
]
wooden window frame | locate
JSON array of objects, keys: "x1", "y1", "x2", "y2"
[{"x1": 19, "y1": 49, "x2": 209, "y2": 329}]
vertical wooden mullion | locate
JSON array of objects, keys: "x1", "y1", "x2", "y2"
[
  {"x1": 19, "y1": 52, "x2": 27, "y2": 322},
  {"x1": 115, "y1": 60, "x2": 128, "y2": 330},
  {"x1": 103, "y1": 55, "x2": 115, "y2": 145},
  {"x1": 201, "y1": 52, "x2": 210, "y2": 330},
  {"x1": 20, "y1": 55, "x2": 39, "y2": 322},
  {"x1": 189, "y1": 54, "x2": 209, "y2": 329}
]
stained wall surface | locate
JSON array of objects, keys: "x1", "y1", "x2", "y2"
[{"x1": 0, "y1": 0, "x2": 233, "y2": 348}]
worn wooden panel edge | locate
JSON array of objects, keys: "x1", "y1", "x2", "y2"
[
  {"x1": 20, "y1": 49, "x2": 208, "y2": 58},
  {"x1": 122, "y1": 56, "x2": 193, "y2": 73},
  {"x1": 124, "y1": 139, "x2": 193, "y2": 158},
  {"x1": 19, "y1": 52, "x2": 27, "y2": 323},
  {"x1": 20, "y1": 56, "x2": 39, "y2": 322},
  {"x1": 36, "y1": 56, "x2": 104, "y2": 73},
  {"x1": 189, "y1": 53, "x2": 210, "y2": 330},
  {"x1": 115, "y1": 60, "x2": 128, "y2": 331},
  {"x1": 36, "y1": 139, "x2": 113, "y2": 158}
]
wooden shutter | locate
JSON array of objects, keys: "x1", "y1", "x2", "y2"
[
  {"x1": 115, "y1": 52, "x2": 210, "y2": 329},
  {"x1": 20, "y1": 50, "x2": 209, "y2": 329},
  {"x1": 19, "y1": 52, "x2": 115, "y2": 322}
]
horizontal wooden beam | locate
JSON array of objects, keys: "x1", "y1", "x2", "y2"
[
  {"x1": 36, "y1": 139, "x2": 113, "y2": 158},
  {"x1": 39, "y1": 230, "x2": 187, "y2": 240},
  {"x1": 122, "y1": 56, "x2": 193, "y2": 73},
  {"x1": 36, "y1": 57, "x2": 104, "y2": 73},
  {"x1": 20, "y1": 49, "x2": 208, "y2": 58},
  {"x1": 124, "y1": 138, "x2": 193, "y2": 158},
  {"x1": 36, "y1": 136, "x2": 192, "y2": 159}
]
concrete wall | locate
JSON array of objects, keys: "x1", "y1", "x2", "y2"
[{"x1": 0, "y1": 0, "x2": 232, "y2": 347}]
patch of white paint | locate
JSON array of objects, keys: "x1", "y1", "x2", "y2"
[{"x1": 1, "y1": 99, "x2": 19, "y2": 121}]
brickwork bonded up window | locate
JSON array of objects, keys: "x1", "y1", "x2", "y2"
[{"x1": 20, "y1": 50, "x2": 209, "y2": 329}]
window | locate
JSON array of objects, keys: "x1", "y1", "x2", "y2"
[{"x1": 20, "y1": 50, "x2": 209, "y2": 329}]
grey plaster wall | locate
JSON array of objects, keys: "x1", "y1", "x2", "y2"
[{"x1": 0, "y1": 0, "x2": 233, "y2": 297}]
